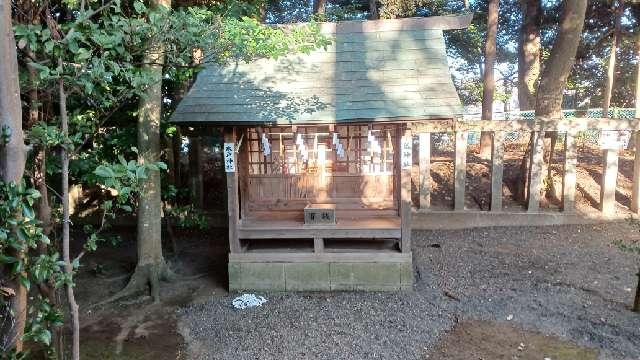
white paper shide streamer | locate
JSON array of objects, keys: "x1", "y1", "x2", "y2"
[{"x1": 232, "y1": 293, "x2": 268, "y2": 309}]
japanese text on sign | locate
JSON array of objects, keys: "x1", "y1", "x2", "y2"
[
  {"x1": 223, "y1": 143, "x2": 235, "y2": 172},
  {"x1": 401, "y1": 137, "x2": 412, "y2": 169},
  {"x1": 600, "y1": 130, "x2": 630, "y2": 150}
]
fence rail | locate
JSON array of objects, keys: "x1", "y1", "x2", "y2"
[
  {"x1": 410, "y1": 116, "x2": 640, "y2": 217},
  {"x1": 464, "y1": 108, "x2": 638, "y2": 121}
]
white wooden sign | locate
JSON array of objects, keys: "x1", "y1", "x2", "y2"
[
  {"x1": 336, "y1": 143, "x2": 345, "y2": 158},
  {"x1": 600, "y1": 130, "x2": 630, "y2": 150},
  {"x1": 223, "y1": 143, "x2": 235, "y2": 172},
  {"x1": 401, "y1": 137, "x2": 412, "y2": 169},
  {"x1": 261, "y1": 133, "x2": 271, "y2": 156}
]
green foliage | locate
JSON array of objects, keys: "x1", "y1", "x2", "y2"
[
  {"x1": 5, "y1": 1, "x2": 329, "y2": 355},
  {"x1": 28, "y1": 122, "x2": 65, "y2": 148},
  {"x1": 166, "y1": 205, "x2": 209, "y2": 230},
  {"x1": 88, "y1": 153, "x2": 166, "y2": 251},
  {"x1": 93, "y1": 152, "x2": 167, "y2": 209},
  {"x1": 0, "y1": 126, "x2": 11, "y2": 146},
  {"x1": 0, "y1": 181, "x2": 65, "y2": 352},
  {"x1": 379, "y1": 0, "x2": 445, "y2": 19},
  {"x1": 14, "y1": 1, "x2": 330, "y2": 111},
  {"x1": 23, "y1": 296, "x2": 64, "y2": 347},
  {"x1": 617, "y1": 217, "x2": 640, "y2": 256}
]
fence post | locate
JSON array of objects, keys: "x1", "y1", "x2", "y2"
[
  {"x1": 400, "y1": 128, "x2": 412, "y2": 253},
  {"x1": 490, "y1": 130, "x2": 504, "y2": 211},
  {"x1": 224, "y1": 127, "x2": 241, "y2": 253},
  {"x1": 600, "y1": 148, "x2": 619, "y2": 216},
  {"x1": 562, "y1": 130, "x2": 578, "y2": 212},
  {"x1": 454, "y1": 129, "x2": 467, "y2": 211},
  {"x1": 418, "y1": 132, "x2": 431, "y2": 210},
  {"x1": 527, "y1": 129, "x2": 545, "y2": 212}
]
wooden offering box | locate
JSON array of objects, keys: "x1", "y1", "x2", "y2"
[{"x1": 304, "y1": 204, "x2": 336, "y2": 225}]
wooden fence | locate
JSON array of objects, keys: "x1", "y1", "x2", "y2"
[{"x1": 410, "y1": 117, "x2": 640, "y2": 217}]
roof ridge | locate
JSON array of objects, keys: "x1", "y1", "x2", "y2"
[{"x1": 276, "y1": 14, "x2": 473, "y2": 33}]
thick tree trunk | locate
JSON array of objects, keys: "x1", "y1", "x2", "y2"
[
  {"x1": 369, "y1": 0, "x2": 379, "y2": 20},
  {"x1": 125, "y1": 0, "x2": 173, "y2": 303},
  {"x1": 634, "y1": 267, "x2": 640, "y2": 312},
  {"x1": 630, "y1": 31, "x2": 640, "y2": 151},
  {"x1": 479, "y1": 0, "x2": 499, "y2": 159},
  {"x1": 258, "y1": 1, "x2": 267, "y2": 22},
  {"x1": 602, "y1": 0, "x2": 624, "y2": 118},
  {"x1": 0, "y1": 1, "x2": 27, "y2": 352},
  {"x1": 533, "y1": 0, "x2": 587, "y2": 209},
  {"x1": 515, "y1": 0, "x2": 542, "y2": 201},
  {"x1": 518, "y1": 0, "x2": 587, "y2": 203},
  {"x1": 517, "y1": 0, "x2": 541, "y2": 111},
  {"x1": 636, "y1": 31, "x2": 640, "y2": 118},
  {"x1": 313, "y1": 0, "x2": 326, "y2": 15},
  {"x1": 535, "y1": 0, "x2": 588, "y2": 118}
]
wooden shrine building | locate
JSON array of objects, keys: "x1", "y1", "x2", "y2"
[{"x1": 171, "y1": 15, "x2": 472, "y2": 291}]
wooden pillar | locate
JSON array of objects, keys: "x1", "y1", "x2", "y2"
[
  {"x1": 454, "y1": 130, "x2": 467, "y2": 211},
  {"x1": 490, "y1": 130, "x2": 504, "y2": 211},
  {"x1": 600, "y1": 148, "x2": 619, "y2": 216},
  {"x1": 527, "y1": 130, "x2": 545, "y2": 212},
  {"x1": 238, "y1": 128, "x2": 250, "y2": 220},
  {"x1": 418, "y1": 132, "x2": 431, "y2": 210},
  {"x1": 400, "y1": 127, "x2": 412, "y2": 253},
  {"x1": 188, "y1": 136, "x2": 203, "y2": 208},
  {"x1": 224, "y1": 127, "x2": 241, "y2": 253},
  {"x1": 562, "y1": 130, "x2": 578, "y2": 212}
]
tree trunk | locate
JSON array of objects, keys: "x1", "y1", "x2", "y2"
[
  {"x1": 535, "y1": 0, "x2": 588, "y2": 118},
  {"x1": 534, "y1": 0, "x2": 587, "y2": 209},
  {"x1": 636, "y1": 31, "x2": 640, "y2": 119},
  {"x1": 26, "y1": 48, "x2": 54, "y2": 241},
  {"x1": 517, "y1": 0, "x2": 541, "y2": 111},
  {"x1": 515, "y1": 0, "x2": 543, "y2": 201},
  {"x1": 0, "y1": 0, "x2": 27, "y2": 352},
  {"x1": 119, "y1": 0, "x2": 173, "y2": 303},
  {"x1": 479, "y1": 0, "x2": 499, "y2": 159},
  {"x1": 602, "y1": 0, "x2": 624, "y2": 118},
  {"x1": 634, "y1": 267, "x2": 640, "y2": 312},
  {"x1": 517, "y1": 0, "x2": 587, "y2": 203},
  {"x1": 258, "y1": 1, "x2": 267, "y2": 22},
  {"x1": 313, "y1": 0, "x2": 326, "y2": 15},
  {"x1": 58, "y1": 57, "x2": 81, "y2": 360},
  {"x1": 369, "y1": 0, "x2": 379, "y2": 20}
]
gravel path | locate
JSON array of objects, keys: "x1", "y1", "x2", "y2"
[{"x1": 177, "y1": 223, "x2": 640, "y2": 360}]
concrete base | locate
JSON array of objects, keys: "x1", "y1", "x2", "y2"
[
  {"x1": 229, "y1": 257, "x2": 413, "y2": 292},
  {"x1": 412, "y1": 209, "x2": 628, "y2": 230}
]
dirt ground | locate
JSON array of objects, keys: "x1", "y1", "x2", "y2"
[
  {"x1": 66, "y1": 220, "x2": 640, "y2": 360},
  {"x1": 429, "y1": 320, "x2": 599, "y2": 360},
  {"x1": 71, "y1": 227, "x2": 229, "y2": 360},
  {"x1": 61, "y1": 140, "x2": 640, "y2": 359},
  {"x1": 418, "y1": 139, "x2": 637, "y2": 217}
]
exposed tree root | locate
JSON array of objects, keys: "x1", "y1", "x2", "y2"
[
  {"x1": 93, "y1": 261, "x2": 176, "y2": 308},
  {"x1": 89, "y1": 261, "x2": 211, "y2": 309}
]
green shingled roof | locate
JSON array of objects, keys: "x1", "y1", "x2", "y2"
[{"x1": 171, "y1": 15, "x2": 471, "y2": 125}]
